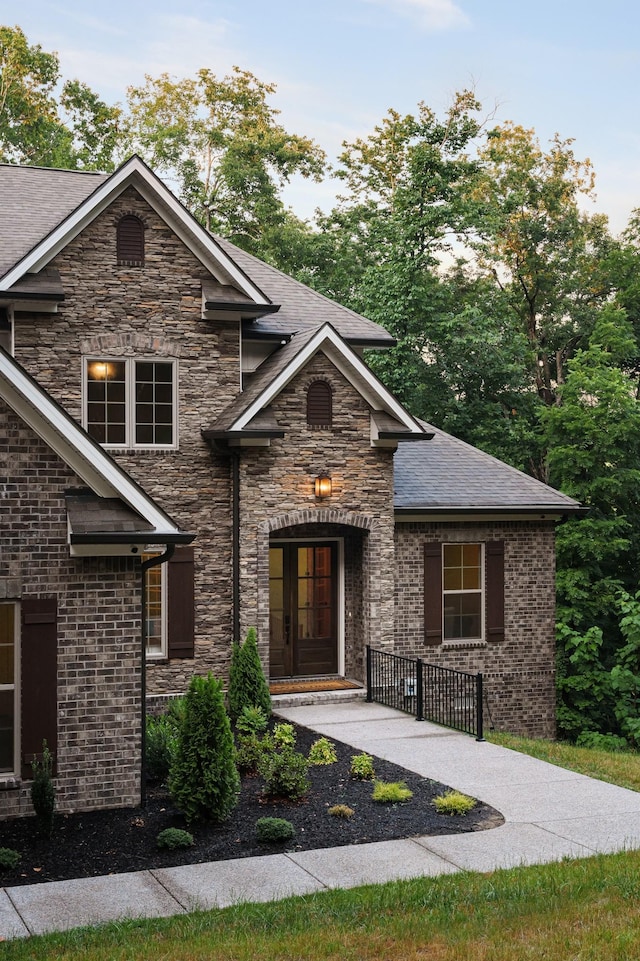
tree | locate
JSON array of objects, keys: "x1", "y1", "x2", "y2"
[
  {"x1": 0, "y1": 25, "x2": 69, "y2": 165},
  {"x1": 542, "y1": 307, "x2": 640, "y2": 640},
  {"x1": 472, "y1": 123, "x2": 615, "y2": 415},
  {"x1": 122, "y1": 67, "x2": 326, "y2": 254},
  {"x1": 227, "y1": 627, "x2": 272, "y2": 723}
]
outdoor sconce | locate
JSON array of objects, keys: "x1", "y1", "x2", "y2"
[{"x1": 314, "y1": 474, "x2": 332, "y2": 499}]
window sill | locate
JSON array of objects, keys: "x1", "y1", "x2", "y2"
[
  {"x1": 442, "y1": 639, "x2": 486, "y2": 651},
  {"x1": 0, "y1": 777, "x2": 21, "y2": 791}
]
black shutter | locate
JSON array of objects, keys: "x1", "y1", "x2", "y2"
[
  {"x1": 117, "y1": 215, "x2": 145, "y2": 265},
  {"x1": 486, "y1": 540, "x2": 505, "y2": 642},
  {"x1": 167, "y1": 547, "x2": 195, "y2": 658},
  {"x1": 307, "y1": 381, "x2": 332, "y2": 427},
  {"x1": 21, "y1": 597, "x2": 57, "y2": 778},
  {"x1": 423, "y1": 543, "x2": 442, "y2": 645}
]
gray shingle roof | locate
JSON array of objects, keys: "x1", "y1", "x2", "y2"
[
  {"x1": 393, "y1": 420, "x2": 581, "y2": 513},
  {"x1": 0, "y1": 165, "x2": 108, "y2": 278},
  {"x1": 214, "y1": 235, "x2": 395, "y2": 346}
]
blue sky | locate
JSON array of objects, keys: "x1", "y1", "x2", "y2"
[{"x1": 7, "y1": 0, "x2": 640, "y2": 233}]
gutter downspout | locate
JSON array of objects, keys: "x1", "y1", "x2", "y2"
[{"x1": 140, "y1": 544, "x2": 175, "y2": 807}]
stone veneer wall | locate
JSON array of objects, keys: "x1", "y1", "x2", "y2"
[
  {"x1": 237, "y1": 353, "x2": 396, "y2": 681},
  {"x1": 394, "y1": 520, "x2": 557, "y2": 738},
  {"x1": 0, "y1": 405, "x2": 141, "y2": 818},
  {"x1": 13, "y1": 186, "x2": 241, "y2": 694}
]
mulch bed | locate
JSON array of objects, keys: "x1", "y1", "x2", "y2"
[{"x1": 0, "y1": 723, "x2": 503, "y2": 888}]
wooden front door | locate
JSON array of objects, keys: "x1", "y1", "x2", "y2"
[{"x1": 269, "y1": 542, "x2": 338, "y2": 678}]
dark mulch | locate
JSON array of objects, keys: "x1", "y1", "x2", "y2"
[{"x1": 0, "y1": 723, "x2": 503, "y2": 888}]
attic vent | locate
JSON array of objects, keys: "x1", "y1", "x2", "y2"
[
  {"x1": 117, "y1": 215, "x2": 145, "y2": 266},
  {"x1": 307, "y1": 380, "x2": 332, "y2": 428}
]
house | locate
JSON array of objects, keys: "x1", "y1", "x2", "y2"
[{"x1": 0, "y1": 157, "x2": 579, "y2": 816}]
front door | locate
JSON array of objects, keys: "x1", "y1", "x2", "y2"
[{"x1": 269, "y1": 542, "x2": 338, "y2": 678}]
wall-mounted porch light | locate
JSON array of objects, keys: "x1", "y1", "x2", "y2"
[{"x1": 314, "y1": 474, "x2": 332, "y2": 499}]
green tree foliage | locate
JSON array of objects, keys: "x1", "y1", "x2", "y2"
[
  {"x1": 168, "y1": 674, "x2": 239, "y2": 824},
  {"x1": 472, "y1": 123, "x2": 615, "y2": 412},
  {"x1": 227, "y1": 627, "x2": 272, "y2": 722},
  {"x1": 122, "y1": 67, "x2": 325, "y2": 253}
]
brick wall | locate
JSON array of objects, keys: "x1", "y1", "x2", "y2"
[
  {"x1": 394, "y1": 520, "x2": 557, "y2": 738},
  {"x1": 0, "y1": 403, "x2": 142, "y2": 818}
]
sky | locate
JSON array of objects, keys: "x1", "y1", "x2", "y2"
[{"x1": 5, "y1": 0, "x2": 640, "y2": 234}]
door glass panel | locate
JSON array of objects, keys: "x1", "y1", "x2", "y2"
[{"x1": 298, "y1": 548, "x2": 313, "y2": 577}]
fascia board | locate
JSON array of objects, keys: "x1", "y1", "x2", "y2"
[
  {"x1": 1, "y1": 157, "x2": 269, "y2": 306},
  {"x1": 232, "y1": 325, "x2": 424, "y2": 433},
  {"x1": 0, "y1": 351, "x2": 182, "y2": 536}
]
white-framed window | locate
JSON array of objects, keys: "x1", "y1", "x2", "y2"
[
  {"x1": 84, "y1": 357, "x2": 177, "y2": 448},
  {"x1": 0, "y1": 603, "x2": 18, "y2": 776},
  {"x1": 442, "y1": 543, "x2": 483, "y2": 641},
  {"x1": 143, "y1": 554, "x2": 167, "y2": 659}
]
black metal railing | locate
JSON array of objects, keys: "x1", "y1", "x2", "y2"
[{"x1": 365, "y1": 645, "x2": 484, "y2": 740}]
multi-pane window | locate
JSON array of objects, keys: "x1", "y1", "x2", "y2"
[
  {"x1": 143, "y1": 554, "x2": 166, "y2": 658},
  {"x1": 443, "y1": 544, "x2": 483, "y2": 640},
  {"x1": 0, "y1": 604, "x2": 17, "y2": 775},
  {"x1": 85, "y1": 358, "x2": 176, "y2": 448}
]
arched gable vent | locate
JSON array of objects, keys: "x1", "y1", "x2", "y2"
[
  {"x1": 117, "y1": 215, "x2": 145, "y2": 266},
  {"x1": 307, "y1": 380, "x2": 333, "y2": 428}
]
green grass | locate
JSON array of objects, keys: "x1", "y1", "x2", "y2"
[
  {"x1": 7, "y1": 734, "x2": 640, "y2": 959},
  {"x1": 6, "y1": 851, "x2": 640, "y2": 960},
  {"x1": 487, "y1": 730, "x2": 640, "y2": 793}
]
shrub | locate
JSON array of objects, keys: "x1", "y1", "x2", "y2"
[
  {"x1": 169, "y1": 674, "x2": 240, "y2": 824},
  {"x1": 146, "y1": 713, "x2": 179, "y2": 783},
  {"x1": 259, "y1": 746, "x2": 310, "y2": 800},
  {"x1": 166, "y1": 695, "x2": 187, "y2": 728},
  {"x1": 0, "y1": 848, "x2": 21, "y2": 870},
  {"x1": 432, "y1": 790, "x2": 476, "y2": 816},
  {"x1": 256, "y1": 817, "x2": 295, "y2": 843},
  {"x1": 156, "y1": 828, "x2": 194, "y2": 850},
  {"x1": 273, "y1": 722, "x2": 296, "y2": 749},
  {"x1": 227, "y1": 628, "x2": 272, "y2": 722},
  {"x1": 31, "y1": 741, "x2": 55, "y2": 836},
  {"x1": 236, "y1": 705, "x2": 269, "y2": 736},
  {"x1": 371, "y1": 780, "x2": 413, "y2": 803},
  {"x1": 328, "y1": 804, "x2": 354, "y2": 819},
  {"x1": 308, "y1": 737, "x2": 338, "y2": 766},
  {"x1": 235, "y1": 732, "x2": 272, "y2": 774},
  {"x1": 576, "y1": 731, "x2": 630, "y2": 752},
  {"x1": 350, "y1": 752, "x2": 375, "y2": 780}
]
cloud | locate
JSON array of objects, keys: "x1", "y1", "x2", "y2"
[{"x1": 362, "y1": 0, "x2": 470, "y2": 30}]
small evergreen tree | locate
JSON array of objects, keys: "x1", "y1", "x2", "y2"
[
  {"x1": 227, "y1": 627, "x2": 271, "y2": 722},
  {"x1": 168, "y1": 674, "x2": 240, "y2": 824},
  {"x1": 31, "y1": 741, "x2": 55, "y2": 837}
]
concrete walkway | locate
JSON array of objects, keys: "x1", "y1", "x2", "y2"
[{"x1": 4, "y1": 699, "x2": 640, "y2": 940}]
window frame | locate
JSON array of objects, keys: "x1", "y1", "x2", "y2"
[
  {"x1": 0, "y1": 602, "x2": 19, "y2": 779},
  {"x1": 83, "y1": 356, "x2": 178, "y2": 450},
  {"x1": 143, "y1": 554, "x2": 167, "y2": 660},
  {"x1": 442, "y1": 543, "x2": 485, "y2": 643}
]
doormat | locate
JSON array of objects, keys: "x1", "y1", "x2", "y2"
[{"x1": 269, "y1": 678, "x2": 362, "y2": 695}]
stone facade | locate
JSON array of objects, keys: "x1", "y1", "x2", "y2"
[
  {"x1": 0, "y1": 403, "x2": 141, "y2": 818},
  {"x1": 14, "y1": 187, "x2": 241, "y2": 693},
  {"x1": 394, "y1": 520, "x2": 557, "y2": 738},
  {"x1": 237, "y1": 353, "x2": 396, "y2": 682}
]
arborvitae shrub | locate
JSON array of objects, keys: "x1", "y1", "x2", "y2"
[
  {"x1": 227, "y1": 628, "x2": 272, "y2": 722},
  {"x1": 146, "y1": 713, "x2": 179, "y2": 783},
  {"x1": 169, "y1": 674, "x2": 240, "y2": 824},
  {"x1": 31, "y1": 742, "x2": 55, "y2": 836}
]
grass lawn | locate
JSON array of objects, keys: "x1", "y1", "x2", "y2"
[{"x1": 6, "y1": 735, "x2": 640, "y2": 960}]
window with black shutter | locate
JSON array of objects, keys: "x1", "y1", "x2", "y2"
[
  {"x1": 307, "y1": 380, "x2": 332, "y2": 428},
  {"x1": 117, "y1": 215, "x2": 145, "y2": 265}
]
